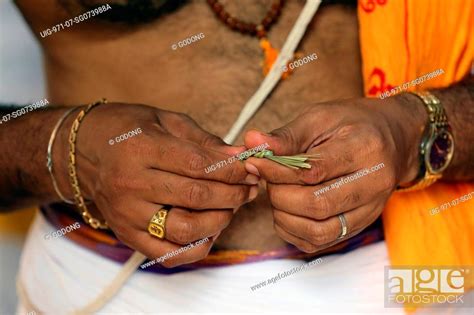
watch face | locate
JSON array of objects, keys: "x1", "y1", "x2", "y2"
[{"x1": 426, "y1": 130, "x2": 454, "y2": 173}]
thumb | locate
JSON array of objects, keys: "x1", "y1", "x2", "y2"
[{"x1": 244, "y1": 127, "x2": 305, "y2": 156}]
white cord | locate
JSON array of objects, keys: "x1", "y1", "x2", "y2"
[
  {"x1": 30, "y1": 1, "x2": 324, "y2": 314},
  {"x1": 224, "y1": 0, "x2": 322, "y2": 144}
]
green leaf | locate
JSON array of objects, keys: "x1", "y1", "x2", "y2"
[{"x1": 243, "y1": 149, "x2": 321, "y2": 169}]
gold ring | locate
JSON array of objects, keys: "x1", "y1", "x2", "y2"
[
  {"x1": 148, "y1": 208, "x2": 169, "y2": 239},
  {"x1": 337, "y1": 213, "x2": 348, "y2": 239}
]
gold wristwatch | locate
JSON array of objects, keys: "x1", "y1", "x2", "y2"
[{"x1": 397, "y1": 91, "x2": 454, "y2": 192}]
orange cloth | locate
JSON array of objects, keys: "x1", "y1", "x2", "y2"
[{"x1": 358, "y1": 0, "x2": 474, "y2": 310}]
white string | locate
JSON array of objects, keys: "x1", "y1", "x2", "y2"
[
  {"x1": 224, "y1": 0, "x2": 322, "y2": 144},
  {"x1": 71, "y1": 251, "x2": 147, "y2": 315},
  {"x1": 19, "y1": 1, "x2": 323, "y2": 314}
]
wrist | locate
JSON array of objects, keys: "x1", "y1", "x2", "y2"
[
  {"x1": 54, "y1": 104, "x2": 105, "y2": 201},
  {"x1": 53, "y1": 107, "x2": 82, "y2": 201},
  {"x1": 58, "y1": 102, "x2": 109, "y2": 228},
  {"x1": 379, "y1": 93, "x2": 428, "y2": 183},
  {"x1": 402, "y1": 93, "x2": 427, "y2": 183},
  {"x1": 1, "y1": 107, "x2": 73, "y2": 207}
]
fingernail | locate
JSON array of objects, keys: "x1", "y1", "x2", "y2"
[
  {"x1": 249, "y1": 185, "x2": 259, "y2": 201},
  {"x1": 245, "y1": 163, "x2": 260, "y2": 176},
  {"x1": 245, "y1": 174, "x2": 259, "y2": 185}
]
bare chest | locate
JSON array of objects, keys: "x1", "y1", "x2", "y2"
[
  {"x1": 42, "y1": 0, "x2": 363, "y2": 250},
  {"x1": 154, "y1": 1, "x2": 364, "y2": 143},
  {"x1": 46, "y1": 1, "x2": 362, "y2": 142}
]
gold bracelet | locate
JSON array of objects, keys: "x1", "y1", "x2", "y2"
[
  {"x1": 68, "y1": 98, "x2": 109, "y2": 229},
  {"x1": 47, "y1": 108, "x2": 77, "y2": 204}
]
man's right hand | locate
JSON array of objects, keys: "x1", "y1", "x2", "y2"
[{"x1": 54, "y1": 103, "x2": 259, "y2": 267}]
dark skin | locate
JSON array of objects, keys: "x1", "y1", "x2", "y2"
[
  {"x1": 1, "y1": 78, "x2": 473, "y2": 260},
  {"x1": 243, "y1": 77, "x2": 474, "y2": 253},
  {"x1": 5, "y1": 0, "x2": 366, "y2": 255},
  {"x1": 1, "y1": 0, "x2": 473, "y2": 266},
  {"x1": 0, "y1": 103, "x2": 262, "y2": 267}
]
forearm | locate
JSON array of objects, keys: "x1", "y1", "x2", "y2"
[
  {"x1": 394, "y1": 75, "x2": 474, "y2": 182},
  {"x1": 0, "y1": 105, "x2": 74, "y2": 211},
  {"x1": 431, "y1": 76, "x2": 474, "y2": 180}
]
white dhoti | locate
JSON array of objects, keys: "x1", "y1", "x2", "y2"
[{"x1": 16, "y1": 212, "x2": 406, "y2": 314}]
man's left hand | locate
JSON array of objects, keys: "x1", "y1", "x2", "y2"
[{"x1": 243, "y1": 95, "x2": 425, "y2": 253}]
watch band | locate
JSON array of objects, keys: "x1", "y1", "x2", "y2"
[
  {"x1": 397, "y1": 91, "x2": 449, "y2": 192},
  {"x1": 414, "y1": 91, "x2": 449, "y2": 130},
  {"x1": 397, "y1": 173, "x2": 441, "y2": 192}
]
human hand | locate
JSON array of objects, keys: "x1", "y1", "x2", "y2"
[
  {"x1": 243, "y1": 94, "x2": 425, "y2": 253},
  {"x1": 56, "y1": 103, "x2": 259, "y2": 267}
]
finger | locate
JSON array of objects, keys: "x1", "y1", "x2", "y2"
[
  {"x1": 267, "y1": 170, "x2": 383, "y2": 220},
  {"x1": 273, "y1": 201, "x2": 383, "y2": 247},
  {"x1": 275, "y1": 222, "x2": 363, "y2": 254},
  {"x1": 142, "y1": 170, "x2": 259, "y2": 209},
  {"x1": 157, "y1": 110, "x2": 221, "y2": 145},
  {"x1": 244, "y1": 112, "x2": 332, "y2": 156},
  {"x1": 145, "y1": 133, "x2": 254, "y2": 184},
  {"x1": 166, "y1": 208, "x2": 233, "y2": 245},
  {"x1": 274, "y1": 209, "x2": 346, "y2": 246},
  {"x1": 133, "y1": 231, "x2": 214, "y2": 268},
  {"x1": 244, "y1": 136, "x2": 362, "y2": 185},
  {"x1": 127, "y1": 203, "x2": 234, "y2": 245},
  {"x1": 274, "y1": 223, "x2": 319, "y2": 253},
  {"x1": 156, "y1": 110, "x2": 247, "y2": 156}
]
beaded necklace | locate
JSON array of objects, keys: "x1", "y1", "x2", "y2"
[{"x1": 207, "y1": 0, "x2": 295, "y2": 78}]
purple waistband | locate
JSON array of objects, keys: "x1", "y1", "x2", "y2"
[{"x1": 41, "y1": 203, "x2": 384, "y2": 275}]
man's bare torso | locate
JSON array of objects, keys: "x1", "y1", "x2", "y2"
[{"x1": 17, "y1": 0, "x2": 363, "y2": 250}]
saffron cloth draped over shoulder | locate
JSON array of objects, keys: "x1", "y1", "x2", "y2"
[{"x1": 358, "y1": 0, "x2": 474, "y2": 309}]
